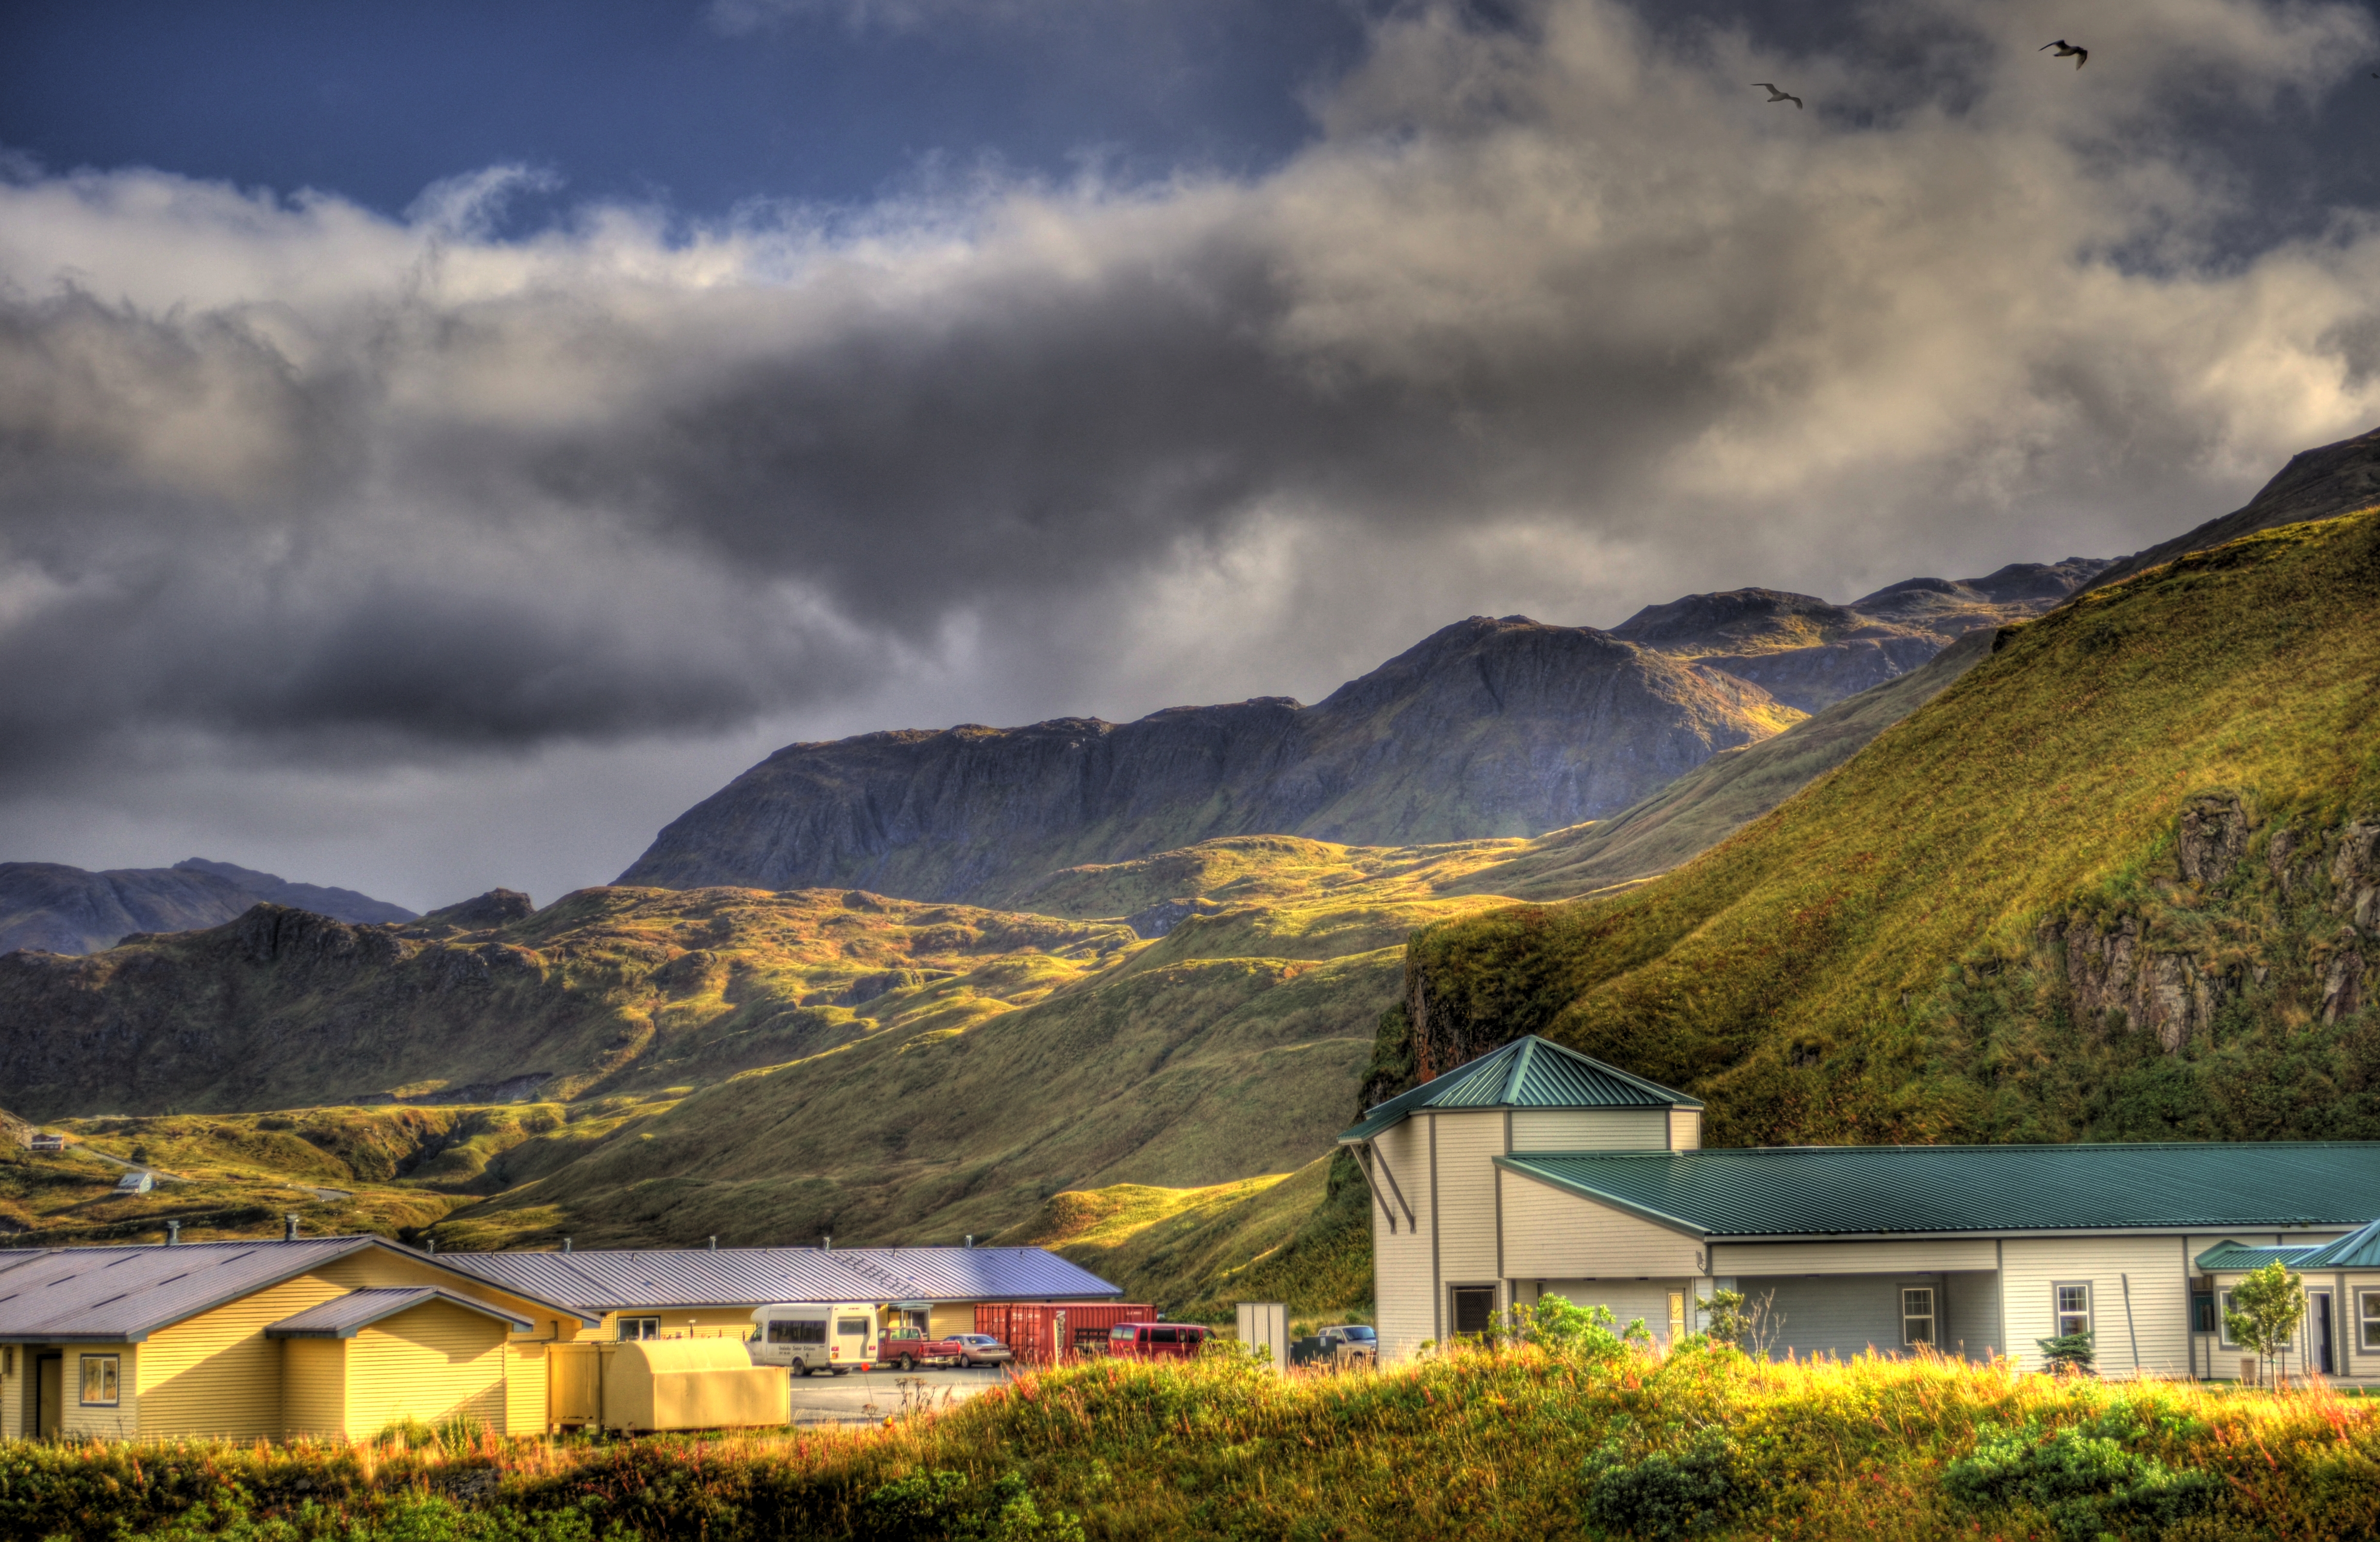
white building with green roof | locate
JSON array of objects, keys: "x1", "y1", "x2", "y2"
[{"x1": 1342, "y1": 1035, "x2": 2380, "y2": 1381}]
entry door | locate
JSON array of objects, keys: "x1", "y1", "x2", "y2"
[
  {"x1": 36, "y1": 1355, "x2": 62, "y2": 1437},
  {"x1": 2311, "y1": 1292, "x2": 2335, "y2": 1376},
  {"x1": 1450, "y1": 1287, "x2": 1498, "y2": 1339}
]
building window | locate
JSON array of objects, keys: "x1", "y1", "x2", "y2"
[
  {"x1": 616, "y1": 1317, "x2": 660, "y2": 1341},
  {"x1": 1451, "y1": 1287, "x2": 1498, "y2": 1338},
  {"x1": 2053, "y1": 1283, "x2": 2092, "y2": 1340},
  {"x1": 80, "y1": 1354, "x2": 120, "y2": 1406},
  {"x1": 1902, "y1": 1287, "x2": 1936, "y2": 1347},
  {"x1": 2217, "y1": 1290, "x2": 2240, "y2": 1348},
  {"x1": 2361, "y1": 1292, "x2": 2380, "y2": 1352},
  {"x1": 2192, "y1": 1292, "x2": 2216, "y2": 1334}
]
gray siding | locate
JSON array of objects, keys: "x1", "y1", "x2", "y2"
[{"x1": 1735, "y1": 1273, "x2": 1996, "y2": 1364}]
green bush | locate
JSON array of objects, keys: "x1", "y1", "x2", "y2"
[
  {"x1": 857, "y1": 1470, "x2": 1082, "y2": 1542},
  {"x1": 1580, "y1": 1427, "x2": 1742, "y2": 1539},
  {"x1": 1942, "y1": 1409, "x2": 2216, "y2": 1540}
]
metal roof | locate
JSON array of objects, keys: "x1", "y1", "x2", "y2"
[
  {"x1": 439, "y1": 1246, "x2": 1122, "y2": 1312},
  {"x1": 2295, "y1": 1216, "x2": 2380, "y2": 1270},
  {"x1": 266, "y1": 1288, "x2": 531, "y2": 1339},
  {"x1": 1339, "y1": 1036, "x2": 1699, "y2": 1143},
  {"x1": 0, "y1": 1237, "x2": 593, "y2": 1343},
  {"x1": 2192, "y1": 1241, "x2": 2320, "y2": 1272},
  {"x1": 1499, "y1": 1144, "x2": 2380, "y2": 1239}
]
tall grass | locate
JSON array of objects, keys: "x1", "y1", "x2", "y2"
[{"x1": 11, "y1": 1346, "x2": 2380, "y2": 1539}]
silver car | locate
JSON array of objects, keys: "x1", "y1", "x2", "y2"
[{"x1": 951, "y1": 1333, "x2": 1014, "y2": 1367}]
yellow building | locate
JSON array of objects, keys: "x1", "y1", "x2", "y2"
[{"x1": 0, "y1": 1235, "x2": 592, "y2": 1442}]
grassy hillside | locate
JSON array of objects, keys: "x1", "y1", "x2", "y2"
[
  {"x1": 1403, "y1": 508, "x2": 2380, "y2": 1144},
  {"x1": 14, "y1": 1346, "x2": 2380, "y2": 1540}
]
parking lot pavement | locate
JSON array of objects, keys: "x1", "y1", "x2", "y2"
[{"x1": 783, "y1": 1365, "x2": 1017, "y2": 1426}]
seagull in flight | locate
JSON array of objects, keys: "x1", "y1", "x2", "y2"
[
  {"x1": 1753, "y1": 82, "x2": 1804, "y2": 108},
  {"x1": 2041, "y1": 39, "x2": 2088, "y2": 68}
]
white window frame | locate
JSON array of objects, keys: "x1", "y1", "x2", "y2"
[
  {"x1": 2359, "y1": 1290, "x2": 2380, "y2": 1353},
  {"x1": 79, "y1": 1353, "x2": 120, "y2": 1407},
  {"x1": 1900, "y1": 1285, "x2": 1936, "y2": 1348},
  {"x1": 616, "y1": 1316, "x2": 661, "y2": 1341},
  {"x1": 2051, "y1": 1281, "x2": 2092, "y2": 1341},
  {"x1": 2216, "y1": 1288, "x2": 2241, "y2": 1350}
]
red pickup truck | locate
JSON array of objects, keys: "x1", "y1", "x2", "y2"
[{"x1": 874, "y1": 1331, "x2": 1014, "y2": 1370}]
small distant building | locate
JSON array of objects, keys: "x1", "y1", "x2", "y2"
[
  {"x1": 0, "y1": 1236, "x2": 593, "y2": 1441},
  {"x1": 113, "y1": 1171, "x2": 154, "y2": 1195},
  {"x1": 443, "y1": 1245, "x2": 1123, "y2": 1355},
  {"x1": 28, "y1": 1134, "x2": 67, "y2": 1155}
]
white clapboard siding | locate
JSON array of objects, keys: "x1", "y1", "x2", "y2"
[
  {"x1": 1372, "y1": 1118, "x2": 1437, "y2": 1361},
  {"x1": 1712, "y1": 1240, "x2": 1997, "y2": 1276},
  {"x1": 1944, "y1": 1270, "x2": 2002, "y2": 1360},
  {"x1": 2002, "y1": 1236, "x2": 2197, "y2": 1376},
  {"x1": 1531, "y1": 1280, "x2": 1681, "y2": 1347},
  {"x1": 1508, "y1": 1110, "x2": 1668, "y2": 1152},
  {"x1": 1434, "y1": 1112, "x2": 1507, "y2": 1281},
  {"x1": 1668, "y1": 1110, "x2": 1701, "y2": 1150},
  {"x1": 1499, "y1": 1167, "x2": 1703, "y2": 1279}
]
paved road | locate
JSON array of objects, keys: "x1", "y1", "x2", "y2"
[{"x1": 783, "y1": 1365, "x2": 1017, "y2": 1426}]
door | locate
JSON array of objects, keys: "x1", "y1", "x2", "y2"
[
  {"x1": 1451, "y1": 1287, "x2": 1498, "y2": 1339},
  {"x1": 2311, "y1": 1292, "x2": 2335, "y2": 1376},
  {"x1": 36, "y1": 1355, "x2": 62, "y2": 1437}
]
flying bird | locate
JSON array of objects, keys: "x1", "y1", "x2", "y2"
[
  {"x1": 2041, "y1": 40, "x2": 2088, "y2": 68},
  {"x1": 1753, "y1": 82, "x2": 1804, "y2": 108}
]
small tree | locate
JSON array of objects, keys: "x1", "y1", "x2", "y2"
[
  {"x1": 2225, "y1": 1260, "x2": 2307, "y2": 1390},
  {"x1": 2035, "y1": 1328, "x2": 2094, "y2": 1375},
  {"x1": 1696, "y1": 1288, "x2": 1748, "y2": 1348}
]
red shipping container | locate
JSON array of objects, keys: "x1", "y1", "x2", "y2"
[{"x1": 975, "y1": 1302, "x2": 1154, "y2": 1364}]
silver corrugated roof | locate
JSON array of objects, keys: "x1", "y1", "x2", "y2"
[
  {"x1": 266, "y1": 1287, "x2": 531, "y2": 1338},
  {"x1": 440, "y1": 1246, "x2": 1121, "y2": 1312},
  {"x1": 0, "y1": 1237, "x2": 593, "y2": 1342}
]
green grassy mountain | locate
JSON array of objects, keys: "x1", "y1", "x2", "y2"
[{"x1": 1400, "y1": 506, "x2": 2380, "y2": 1148}]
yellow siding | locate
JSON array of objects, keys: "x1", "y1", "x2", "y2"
[
  {"x1": 505, "y1": 1343, "x2": 549, "y2": 1435},
  {"x1": 1372, "y1": 1119, "x2": 1436, "y2": 1362},
  {"x1": 1434, "y1": 1112, "x2": 1506, "y2": 1283},
  {"x1": 315, "y1": 1253, "x2": 583, "y2": 1342},
  {"x1": 2, "y1": 1348, "x2": 24, "y2": 1440},
  {"x1": 1499, "y1": 1167, "x2": 1704, "y2": 1279},
  {"x1": 61, "y1": 1345, "x2": 139, "y2": 1441},
  {"x1": 345, "y1": 1300, "x2": 507, "y2": 1439},
  {"x1": 1711, "y1": 1240, "x2": 1997, "y2": 1275},
  {"x1": 597, "y1": 1306, "x2": 757, "y2": 1341},
  {"x1": 1508, "y1": 1111, "x2": 1668, "y2": 1151},
  {"x1": 1668, "y1": 1110, "x2": 1701, "y2": 1150},
  {"x1": 281, "y1": 1338, "x2": 348, "y2": 1441},
  {"x1": 140, "y1": 1273, "x2": 345, "y2": 1440}
]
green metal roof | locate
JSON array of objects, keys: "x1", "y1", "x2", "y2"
[
  {"x1": 2296, "y1": 1216, "x2": 2380, "y2": 1270},
  {"x1": 1339, "y1": 1036, "x2": 1699, "y2": 1143},
  {"x1": 2192, "y1": 1242, "x2": 2319, "y2": 1272},
  {"x1": 1498, "y1": 1144, "x2": 2380, "y2": 1239}
]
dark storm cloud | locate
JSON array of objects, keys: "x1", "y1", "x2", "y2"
[{"x1": 4, "y1": 0, "x2": 2380, "y2": 801}]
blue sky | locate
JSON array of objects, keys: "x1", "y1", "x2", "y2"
[
  {"x1": 0, "y1": 0, "x2": 1377, "y2": 220},
  {"x1": 4, "y1": 0, "x2": 2380, "y2": 908}
]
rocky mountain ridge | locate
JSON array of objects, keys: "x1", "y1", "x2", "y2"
[
  {"x1": 0, "y1": 860, "x2": 416, "y2": 957},
  {"x1": 620, "y1": 561, "x2": 2105, "y2": 906}
]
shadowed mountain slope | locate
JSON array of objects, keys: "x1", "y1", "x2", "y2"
[
  {"x1": 0, "y1": 860, "x2": 415, "y2": 957},
  {"x1": 1399, "y1": 507, "x2": 2380, "y2": 1150},
  {"x1": 2084, "y1": 424, "x2": 2380, "y2": 594},
  {"x1": 617, "y1": 616, "x2": 1803, "y2": 904}
]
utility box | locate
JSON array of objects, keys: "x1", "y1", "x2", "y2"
[
  {"x1": 547, "y1": 1339, "x2": 784, "y2": 1432},
  {"x1": 1236, "y1": 1302, "x2": 1290, "y2": 1373}
]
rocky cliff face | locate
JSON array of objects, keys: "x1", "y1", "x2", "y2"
[
  {"x1": 619, "y1": 615, "x2": 1806, "y2": 904},
  {"x1": 0, "y1": 860, "x2": 416, "y2": 957}
]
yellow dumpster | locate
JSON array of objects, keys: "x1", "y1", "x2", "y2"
[{"x1": 601, "y1": 1338, "x2": 785, "y2": 1432}]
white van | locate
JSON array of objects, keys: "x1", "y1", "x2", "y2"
[{"x1": 749, "y1": 1303, "x2": 878, "y2": 1376}]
